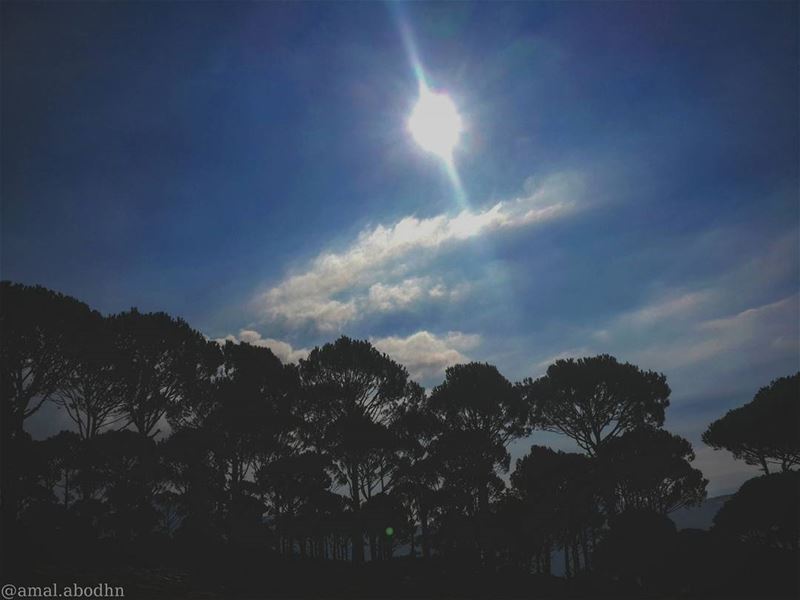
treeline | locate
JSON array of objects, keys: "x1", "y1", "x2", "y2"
[{"x1": 1, "y1": 281, "x2": 797, "y2": 598}]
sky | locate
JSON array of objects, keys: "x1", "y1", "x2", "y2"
[{"x1": 3, "y1": 2, "x2": 798, "y2": 496}]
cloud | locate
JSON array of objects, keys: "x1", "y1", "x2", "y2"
[
  {"x1": 626, "y1": 290, "x2": 717, "y2": 326},
  {"x1": 213, "y1": 328, "x2": 481, "y2": 384},
  {"x1": 627, "y1": 294, "x2": 798, "y2": 373},
  {"x1": 563, "y1": 232, "x2": 799, "y2": 380},
  {"x1": 256, "y1": 172, "x2": 584, "y2": 331},
  {"x1": 215, "y1": 330, "x2": 310, "y2": 363},
  {"x1": 372, "y1": 330, "x2": 481, "y2": 385}
]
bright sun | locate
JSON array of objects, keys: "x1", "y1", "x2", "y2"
[{"x1": 408, "y1": 86, "x2": 463, "y2": 163}]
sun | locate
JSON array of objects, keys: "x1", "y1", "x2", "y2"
[{"x1": 408, "y1": 86, "x2": 463, "y2": 163}]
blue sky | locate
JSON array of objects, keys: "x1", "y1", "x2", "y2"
[{"x1": 3, "y1": 2, "x2": 798, "y2": 495}]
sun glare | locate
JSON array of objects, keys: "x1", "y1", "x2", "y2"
[{"x1": 408, "y1": 86, "x2": 463, "y2": 163}]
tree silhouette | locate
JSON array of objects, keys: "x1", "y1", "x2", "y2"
[
  {"x1": 510, "y1": 445, "x2": 601, "y2": 577},
  {"x1": 391, "y1": 391, "x2": 446, "y2": 560},
  {"x1": 522, "y1": 355, "x2": 670, "y2": 455},
  {"x1": 39, "y1": 430, "x2": 82, "y2": 508},
  {"x1": 428, "y1": 428, "x2": 508, "y2": 562},
  {"x1": 428, "y1": 363, "x2": 531, "y2": 514},
  {"x1": 298, "y1": 336, "x2": 416, "y2": 562},
  {"x1": 703, "y1": 373, "x2": 799, "y2": 474},
  {"x1": 160, "y1": 426, "x2": 223, "y2": 545},
  {"x1": 593, "y1": 508, "x2": 677, "y2": 591},
  {"x1": 598, "y1": 426, "x2": 707, "y2": 514},
  {"x1": 88, "y1": 430, "x2": 163, "y2": 541},
  {"x1": 713, "y1": 471, "x2": 799, "y2": 550},
  {"x1": 0, "y1": 282, "x2": 94, "y2": 435},
  {"x1": 256, "y1": 452, "x2": 331, "y2": 555},
  {"x1": 0, "y1": 282, "x2": 96, "y2": 564},
  {"x1": 425, "y1": 363, "x2": 532, "y2": 567},
  {"x1": 109, "y1": 309, "x2": 219, "y2": 438},
  {"x1": 205, "y1": 341, "x2": 300, "y2": 542},
  {"x1": 6, "y1": 279, "x2": 798, "y2": 597},
  {"x1": 53, "y1": 313, "x2": 127, "y2": 440}
]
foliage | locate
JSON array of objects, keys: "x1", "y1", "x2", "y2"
[
  {"x1": 299, "y1": 336, "x2": 417, "y2": 560},
  {"x1": 428, "y1": 363, "x2": 530, "y2": 514},
  {"x1": 713, "y1": 471, "x2": 799, "y2": 550},
  {"x1": 522, "y1": 355, "x2": 670, "y2": 455},
  {"x1": 0, "y1": 281, "x2": 95, "y2": 432},
  {"x1": 109, "y1": 309, "x2": 220, "y2": 437},
  {"x1": 509, "y1": 445, "x2": 602, "y2": 575},
  {"x1": 2, "y1": 280, "x2": 797, "y2": 595},
  {"x1": 598, "y1": 426, "x2": 707, "y2": 514},
  {"x1": 53, "y1": 313, "x2": 127, "y2": 439},
  {"x1": 593, "y1": 509, "x2": 677, "y2": 590},
  {"x1": 703, "y1": 373, "x2": 799, "y2": 474}
]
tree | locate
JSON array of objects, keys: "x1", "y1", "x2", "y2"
[
  {"x1": 206, "y1": 341, "x2": 300, "y2": 541},
  {"x1": 428, "y1": 363, "x2": 531, "y2": 514},
  {"x1": 0, "y1": 282, "x2": 94, "y2": 560},
  {"x1": 299, "y1": 336, "x2": 417, "y2": 562},
  {"x1": 702, "y1": 373, "x2": 799, "y2": 474},
  {"x1": 53, "y1": 313, "x2": 127, "y2": 440},
  {"x1": 593, "y1": 509, "x2": 678, "y2": 590},
  {"x1": 510, "y1": 445, "x2": 602, "y2": 577},
  {"x1": 39, "y1": 430, "x2": 83, "y2": 508},
  {"x1": 0, "y1": 282, "x2": 94, "y2": 436},
  {"x1": 522, "y1": 355, "x2": 670, "y2": 455},
  {"x1": 712, "y1": 471, "x2": 799, "y2": 550},
  {"x1": 109, "y1": 309, "x2": 220, "y2": 438},
  {"x1": 391, "y1": 392, "x2": 445, "y2": 560},
  {"x1": 598, "y1": 427, "x2": 707, "y2": 515},
  {"x1": 429, "y1": 428, "x2": 509, "y2": 518},
  {"x1": 160, "y1": 427, "x2": 223, "y2": 544},
  {"x1": 256, "y1": 452, "x2": 331, "y2": 555},
  {"x1": 86, "y1": 430, "x2": 163, "y2": 541}
]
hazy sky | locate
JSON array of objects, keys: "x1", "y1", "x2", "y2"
[{"x1": 3, "y1": 2, "x2": 798, "y2": 495}]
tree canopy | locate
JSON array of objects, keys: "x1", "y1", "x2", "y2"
[
  {"x1": 713, "y1": 471, "x2": 799, "y2": 550},
  {"x1": 1, "y1": 282, "x2": 96, "y2": 434},
  {"x1": 428, "y1": 363, "x2": 532, "y2": 515},
  {"x1": 702, "y1": 372, "x2": 799, "y2": 474},
  {"x1": 2, "y1": 280, "x2": 797, "y2": 597},
  {"x1": 109, "y1": 309, "x2": 220, "y2": 437},
  {"x1": 522, "y1": 355, "x2": 671, "y2": 455},
  {"x1": 298, "y1": 336, "x2": 418, "y2": 561},
  {"x1": 598, "y1": 426, "x2": 707, "y2": 514}
]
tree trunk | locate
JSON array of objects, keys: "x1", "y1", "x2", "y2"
[
  {"x1": 581, "y1": 530, "x2": 591, "y2": 571},
  {"x1": 544, "y1": 542, "x2": 552, "y2": 575},
  {"x1": 1, "y1": 410, "x2": 25, "y2": 578},
  {"x1": 572, "y1": 542, "x2": 581, "y2": 574},
  {"x1": 350, "y1": 466, "x2": 364, "y2": 563},
  {"x1": 420, "y1": 505, "x2": 431, "y2": 559}
]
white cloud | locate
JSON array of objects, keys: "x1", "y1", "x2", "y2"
[
  {"x1": 628, "y1": 294, "x2": 799, "y2": 372},
  {"x1": 257, "y1": 172, "x2": 584, "y2": 331},
  {"x1": 372, "y1": 330, "x2": 481, "y2": 384},
  {"x1": 214, "y1": 330, "x2": 310, "y2": 364},
  {"x1": 626, "y1": 290, "x2": 716, "y2": 326},
  {"x1": 367, "y1": 277, "x2": 431, "y2": 312},
  {"x1": 214, "y1": 328, "x2": 481, "y2": 383},
  {"x1": 526, "y1": 291, "x2": 794, "y2": 381}
]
